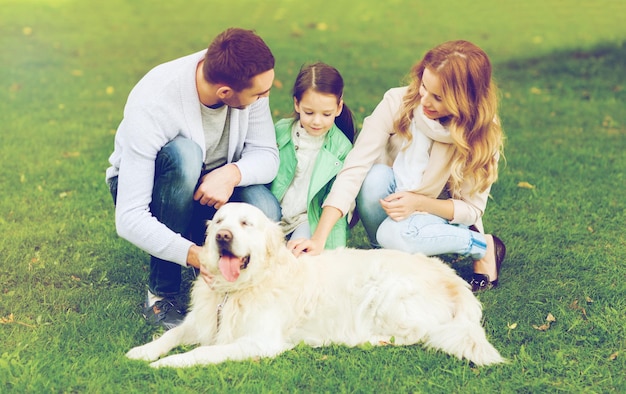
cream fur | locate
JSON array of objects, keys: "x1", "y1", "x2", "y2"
[{"x1": 126, "y1": 203, "x2": 504, "y2": 368}]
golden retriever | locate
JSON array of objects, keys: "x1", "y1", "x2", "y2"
[{"x1": 126, "y1": 203, "x2": 504, "y2": 368}]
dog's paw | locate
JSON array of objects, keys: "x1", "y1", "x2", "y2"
[
  {"x1": 126, "y1": 345, "x2": 160, "y2": 362},
  {"x1": 149, "y1": 354, "x2": 194, "y2": 368}
]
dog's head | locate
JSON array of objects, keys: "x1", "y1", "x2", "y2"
[{"x1": 200, "y1": 203, "x2": 288, "y2": 288}]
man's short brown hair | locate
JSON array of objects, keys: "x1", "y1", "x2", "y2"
[{"x1": 203, "y1": 28, "x2": 275, "y2": 92}]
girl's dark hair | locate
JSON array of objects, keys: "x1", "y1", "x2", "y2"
[
  {"x1": 292, "y1": 62, "x2": 355, "y2": 142},
  {"x1": 203, "y1": 28, "x2": 275, "y2": 92}
]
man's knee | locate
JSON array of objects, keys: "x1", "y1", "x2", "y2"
[
  {"x1": 234, "y1": 184, "x2": 281, "y2": 222},
  {"x1": 157, "y1": 137, "x2": 203, "y2": 185}
]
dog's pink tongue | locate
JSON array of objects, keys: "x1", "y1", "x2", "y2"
[{"x1": 218, "y1": 255, "x2": 241, "y2": 282}]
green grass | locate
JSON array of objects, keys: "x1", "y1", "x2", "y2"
[{"x1": 1, "y1": 0, "x2": 625, "y2": 392}]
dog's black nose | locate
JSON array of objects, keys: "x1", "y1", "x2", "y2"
[{"x1": 216, "y1": 229, "x2": 233, "y2": 244}]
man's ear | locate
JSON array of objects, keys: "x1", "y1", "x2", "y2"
[{"x1": 216, "y1": 86, "x2": 233, "y2": 100}]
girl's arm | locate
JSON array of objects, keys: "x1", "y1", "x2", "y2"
[{"x1": 287, "y1": 206, "x2": 343, "y2": 256}]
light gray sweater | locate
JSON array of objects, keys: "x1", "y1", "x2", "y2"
[{"x1": 106, "y1": 50, "x2": 278, "y2": 266}]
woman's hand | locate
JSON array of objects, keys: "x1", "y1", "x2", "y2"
[{"x1": 380, "y1": 191, "x2": 427, "y2": 221}]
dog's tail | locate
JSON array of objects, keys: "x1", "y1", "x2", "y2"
[{"x1": 426, "y1": 289, "x2": 505, "y2": 366}]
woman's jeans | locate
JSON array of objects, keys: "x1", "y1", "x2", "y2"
[
  {"x1": 356, "y1": 164, "x2": 487, "y2": 259},
  {"x1": 108, "y1": 136, "x2": 281, "y2": 297}
]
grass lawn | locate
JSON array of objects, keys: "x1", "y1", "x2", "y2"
[{"x1": 1, "y1": 0, "x2": 625, "y2": 392}]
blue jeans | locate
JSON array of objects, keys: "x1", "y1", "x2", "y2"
[
  {"x1": 356, "y1": 164, "x2": 487, "y2": 259},
  {"x1": 108, "y1": 136, "x2": 281, "y2": 296}
]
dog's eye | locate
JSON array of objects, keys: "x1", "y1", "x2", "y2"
[
  {"x1": 215, "y1": 218, "x2": 223, "y2": 224},
  {"x1": 240, "y1": 220, "x2": 250, "y2": 227}
]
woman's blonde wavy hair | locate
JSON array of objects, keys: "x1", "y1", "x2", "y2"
[{"x1": 393, "y1": 40, "x2": 504, "y2": 196}]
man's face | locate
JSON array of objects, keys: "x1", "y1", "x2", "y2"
[{"x1": 222, "y1": 69, "x2": 274, "y2": 109}]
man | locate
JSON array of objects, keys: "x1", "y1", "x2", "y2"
[{"x1": 106, "y1": 28, "x2": 280, "y2": 329}]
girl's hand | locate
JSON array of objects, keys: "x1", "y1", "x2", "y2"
[
  {"x1": 287, "y1": 237, "x2": 325, "y2": 257},
  {"x1": 380, "y1": 192, "x2": 427, "y2": 221}
]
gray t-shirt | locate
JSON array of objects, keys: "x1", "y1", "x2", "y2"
[{"x1": 201, "y1": 104, "x2": 230, "y2": 172}]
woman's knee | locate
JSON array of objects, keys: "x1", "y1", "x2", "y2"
[
  {"x1": 357, "y1": 164, "x2": 394, "y2": 207},
  {"x1": 376, "y1": 218, "x2": 405, "y2": 250}
]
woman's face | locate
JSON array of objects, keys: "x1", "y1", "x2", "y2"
[{"x1": 419, "y1": 67, "x2": 452, "y2": 120}]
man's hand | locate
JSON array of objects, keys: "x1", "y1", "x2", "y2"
[
  {"x1": 186, "y1": 244, "x2": 203, "y2": 269},
  {"x1": 193, "y1": 164, "x2": 241, "y2": 209},
  {"x1": 187, "y1": 244, "x2": 214, "y2": 286}
]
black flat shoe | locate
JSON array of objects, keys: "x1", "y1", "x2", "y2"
[{"x1": 470, "y1": 235, "x2": 506, "y2": 292}]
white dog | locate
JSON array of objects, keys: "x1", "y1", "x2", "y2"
[{"x1": 127, "y1": 203, "x2": 504, "y2": 368}]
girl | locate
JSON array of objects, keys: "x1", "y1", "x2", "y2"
[
  {"x1": 270, "y1": 62, "x2": 355, "y2": 249},
  {"x1": 289, "y1": 41, "x2": 506, "y2": 291}
]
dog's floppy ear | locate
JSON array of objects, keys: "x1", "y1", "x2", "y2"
[
  {"x1": 265, "y1": 220, "x2": 288, "y2": 258},
  {"x1": 202, "y1": 219, "x2": 213, "y2": 243}
]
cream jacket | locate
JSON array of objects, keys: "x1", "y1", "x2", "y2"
[{"x1": 323, "y1": 87, "x2": 495, "y2": 231}]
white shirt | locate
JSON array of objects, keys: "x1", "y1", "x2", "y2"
[
  {"x1": 393, "y1": 105, "x2": 450, "y2": 191},
  {"x1": 279, "y1": 122, "x2": 325, "y2": 234}
]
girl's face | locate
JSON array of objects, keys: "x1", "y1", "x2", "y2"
[
  {"x1": 294, "y1": 90, "x2": 343, "y2": 137},
  {"x1": 419, "y1": 67, "x2": 452, "y2": 120}
]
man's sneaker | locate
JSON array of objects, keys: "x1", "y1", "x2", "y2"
[{"x1": 142, "y1": 297, "x2": 185, "y2": 330}]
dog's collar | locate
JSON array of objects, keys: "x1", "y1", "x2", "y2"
[{"x1": 216, "y1": 293, "x2": 229, "y2": 332}]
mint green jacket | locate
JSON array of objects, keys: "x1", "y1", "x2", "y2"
[{"x1": 270, "y1": 118, "x2": 353, "y2": 249}]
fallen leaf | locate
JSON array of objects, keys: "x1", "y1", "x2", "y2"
[
  {"x1": 273, "y1": 79, "x2": 283, "y2": 89},
  {"x1": 507, "y1": 322, "x2": 518, "y2": 330},
  {"x1": 290, "y1": 27, "x2": 303, "y2": 37},
  {"x1": 602, "y1": 115, "x2": 616, "y2": 128},
  {"x1": 533, "y1": 313, "x2": 555, "y2": 331},
  {"x1": 106, "y1": 86, "x2": 115, "y2": 95},
  {"x1": 316, "y1": 22, "x2": 328, "y2": 31},
  {"x1": 530, "y1": 87, "x2": 542, "y2": 95},
  {"x1": 0, "y1": 313, "x2": 15, "y2": 324},
  {"x1": 518, "y1": 181, "x2": 535, "y2": 189},
  {"x1": 609, "y1": 351, "x2": 618, "y2": 360},
  {"x1": 1, "y1": 313, "x2": 35, "y2": 328}
]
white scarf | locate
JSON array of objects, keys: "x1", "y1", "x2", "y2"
[{"x1": 393, "y1": 105, "x2": 452, "y2": 192}]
